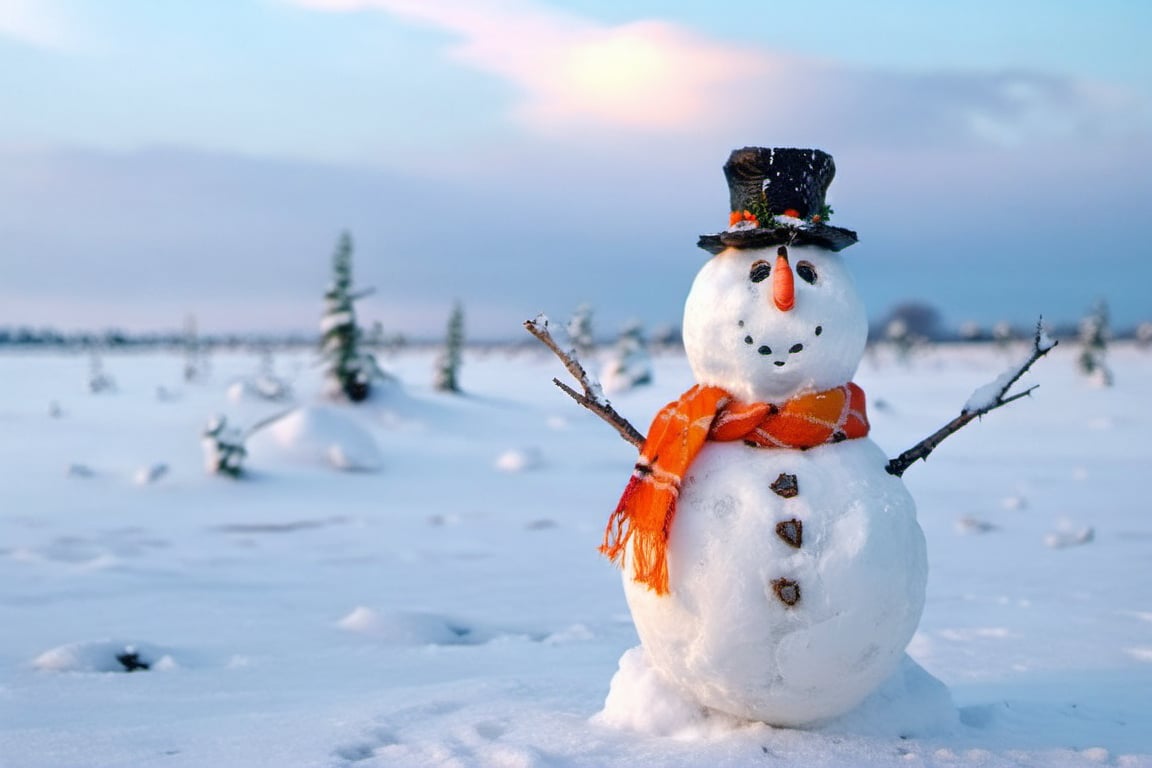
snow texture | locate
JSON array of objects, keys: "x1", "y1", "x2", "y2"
[
  {"x1": 336, "y1": 607, "x2": 487, "y2": 646},
  {"x1": 133, "y1": 462, "x2": 169, "y2": 485},
  {"x1": 1, "y1": 344, "x2": 1151, "y2": 767},
  {"x1": 495, "y1": 447, "x2": 543, "y2": 473},
  {"x1": 251, "y1": 405, "x2": 382, "y2": 471},
  {"x1": 963, "y1": 367, "x2": 1020, "y2": 412},
  {"x1": 226, "y1": 375, "x2": 292, "y2": 403}
]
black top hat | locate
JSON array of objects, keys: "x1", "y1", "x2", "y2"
[{"x1": 697, "y1": 147, "x2": 858, "y2": 254}]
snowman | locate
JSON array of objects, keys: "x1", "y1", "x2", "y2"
[{"x1": 600, "y1": 147, "x2": 928, "y2": 727}]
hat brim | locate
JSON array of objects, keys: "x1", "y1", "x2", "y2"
[{"x1": 697, "y1": 223, "x2": 858, "y2": 255}]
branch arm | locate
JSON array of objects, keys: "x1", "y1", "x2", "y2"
[
  {"x1": 886, "y1": 320, "x2": 1055, "y2": 477},
  {"x1": 524, "y1": 316, "x2": 645, "y2": 449},
  {"x1": 553, "y1": 378, "x2": 645, "y2": 448}
]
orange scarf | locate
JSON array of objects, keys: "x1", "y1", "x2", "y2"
[{"x1": 601, "y1": 383, "x2": 869, "y2": 595}]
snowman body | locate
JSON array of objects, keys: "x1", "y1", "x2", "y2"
[{"x1": 621, "y1": 245, "x2": 927, "y2": 726}]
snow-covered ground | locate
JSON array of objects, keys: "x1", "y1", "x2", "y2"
[{"x1": 1, "y1": 341, "x2": 1149, "y2": 767}]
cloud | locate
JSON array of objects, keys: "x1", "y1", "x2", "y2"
[
  {"x1": 805, "y1": 68, "x2": 1150, "y2": 150},
  {"x1": 0, "y1": 0, "x2": 77, "y2": 50},
  {"x1": 288, "y1": 0, "x2": 1149, "y2": 149},
  {"x1": 288, "y1": 0, "x2": 775, "y2": 133}
]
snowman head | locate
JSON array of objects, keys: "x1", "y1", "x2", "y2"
[{"x1": 682, "y1": 244, "x2": 867, "y2": 403}]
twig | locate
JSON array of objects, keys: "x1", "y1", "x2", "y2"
[
  {"x1": 243, "y1": 408, "x2": 296, "y2": 439},
  {"x1": 886, "y1": 319, "x2": 1056, "y2": 477},
  {"x1": 523, "y1": 315, "x2": 645, "y2": 448}
]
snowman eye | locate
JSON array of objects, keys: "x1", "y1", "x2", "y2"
[
  {"x1": 749, "y1": 260, "x2": 771, "y2": 283},
  {"x1": 796, "y1": 261, "x2": 818, "y2": 285}
]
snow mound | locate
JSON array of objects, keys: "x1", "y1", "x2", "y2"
[
  {"x1": 253, "y1": 406, "x2": 382, "y2": 472},
  {"x1": 595, "y1": 646, "x2": 743, "y2": 738},
  {"x1": 1001, "y1": 494, "x2": 1028, "y2": 510},
  {"x1": 32, "y1": 640, "x2": 177, "y2": 673},
  {"x1": 598, "y1": 647, "x2": 958, "y2": 739},
  {"x1": 226, "y1": 376, "x2": 293, "y2": 403},
  {"x1": 1045, "y1": 525, "x2": 1095, "y2": 549},
  {"x1": 494, "y1": 447, "x2": 542, "y2": 473},
  {"x1": 824, "y1": 654, "x2": 959, "y2": 737},
  {"x1": 336, "y1": 607, "x2": 488, "y2": 646},
  {"x1": 133, "y1": 463, "x2": 168, "y2": 485}
]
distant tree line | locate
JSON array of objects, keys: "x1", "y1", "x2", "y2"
[
  {"x1": 3, "y1": 300, "x2": 1147, "y2": 351},
  {"x1": 866, "y1": 301, "x2": 1149, "y2": 343},
  {"x1": 0, "y1": 327, "x2": 322, "y2": 350}
]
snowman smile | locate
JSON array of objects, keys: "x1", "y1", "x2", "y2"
[{"x1": 742, "y1": 325, "x2": 823, "y2": 369}]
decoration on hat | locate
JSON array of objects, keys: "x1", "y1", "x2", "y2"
[{"x1": 697, "y1": 147, "x2": 859, "y2": 254}]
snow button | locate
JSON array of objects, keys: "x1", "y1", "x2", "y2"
[
  {"x1": 776, "y1": 519, "x2": 803, "y2": 549},
  {"x1": 771, "y1": 473, "x2": 799, "y2": 498},
  {"x1": 772, "y1": 578, "x2": 801, "y2": 606}
]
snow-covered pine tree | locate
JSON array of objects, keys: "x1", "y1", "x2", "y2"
[
  {"x1": 250, "y1": 347, "x2": 292, "y2": 402},
  {"x1": 884, "y1": 317, "x2": 914, "y2": 362},
  {"x1": 320, "y1": 232, "x2": 381, "y2": 402},
  {"x1": 1077, "y1": 299, "x2": 1113, "y2": 386},
  {"x1": 567, "y1": 303, "x2": 595, "y2": 360},
  {"x1": 1136, "y1": 321, "x2": 1152, "y2": 349},
  {"x1": 88, "y1": 352, "x2": 115, "y2": 394},
  {"x1": 601, "y1": 320, "x2": 652, "y2": 394},
  {"x1": 881, "y1": 301, "x2": 940, "y2": 362},
  {"x1": 992, "y1": 321, "x2": 1017, "y2": 352},
  {"x1": 201, "y1": 415, "x2": 247, "y2": 478},
  {"x1": 183, "y1": 314, "x2": 201, "y2": 383},
  {"x1": 434, "y1": 301, "x2": 465, "y2": 393}
]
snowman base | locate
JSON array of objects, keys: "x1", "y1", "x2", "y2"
[{"x1": 596, "y1": 645, "x2": 957, "y2": 738}]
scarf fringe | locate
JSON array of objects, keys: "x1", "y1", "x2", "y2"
[{"x1": 601, "y1": 477, "x2": 673, "y2": 594}]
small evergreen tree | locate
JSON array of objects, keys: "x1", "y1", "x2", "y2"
[
  {"x1": 567, "y1": 303, "x2": 596, "y2": 360},
  {"x1": 88, "y1": 352, "x2": 116, "y2": 394},
  {"x1": 884, "y1": 317, "x2": 914, "y2": 362},
  {"x1": 601, "y1": 320, "x2": 653, "y2": 394},
  {"x1": 183, "y1": 314, "x2": 202, "y2": 383},
  {"x1": 992, "y1": 321, "x2": 1017, "y2": 352},
  {"x1": 958, "y1": 321, "x2": 985, "y2": 342},
  {"x1": 251, "y1": 347, "x2": 292, "y2": 402},
  {"x1": 320, "y1": 232, "x2": 380, "y2": 402},
  {"x1": 1136, "y1": 321, "x2": 1152, "y2": 349},
  {"x1": 201, "y1": 415, "x2": 247, "y2": 478},
  {"x1": 881, "y1": 301, "x2": 940, "y2": 362},
  {"x1": 434, "y1": 301, "x2": 465, "y2": 393},
  {"x1": 1077, "y1": 299, "x2": 1113, "y2": 386}
]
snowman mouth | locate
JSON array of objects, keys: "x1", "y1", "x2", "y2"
[
  {"x1": 741, "y1": 325, "x2": 822, "y2": 368},
  {"x1": 745, "y1": 338, "x2": 808, "y2": 367}
]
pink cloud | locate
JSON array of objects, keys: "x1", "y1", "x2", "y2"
[
  {"x1": 290, "y1": 0, "x2": 1149, "y2": 148},
  {"x1": 288, "y1": 0, "x2": 777, "y2": 134}
]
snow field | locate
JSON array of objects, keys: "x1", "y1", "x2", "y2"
[{"x1": 1, "y1": 342, "x2": 1150, "y2": 767}]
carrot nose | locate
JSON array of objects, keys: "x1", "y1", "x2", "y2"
[{"x1": 773, "y1": 246, "x2": 795, "y2": 312}]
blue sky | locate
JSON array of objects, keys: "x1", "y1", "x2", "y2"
[{"x1": 1, "y1": 0, "x2": 1149, "y2": 337}]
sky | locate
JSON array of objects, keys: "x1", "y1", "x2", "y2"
[{"x1": 1, "y1": 0, "x2": 1149, "y2": 339}]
